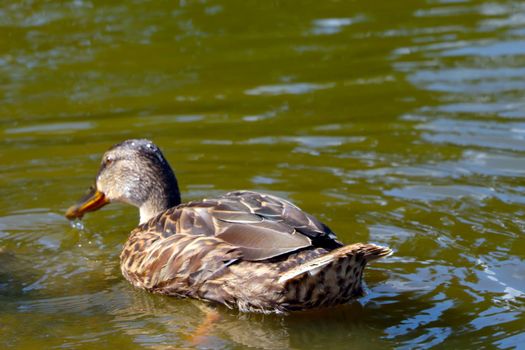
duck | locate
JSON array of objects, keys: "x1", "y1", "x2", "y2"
[{"x1": 65, "y1": 139, "x2": 391, "y2": 313}]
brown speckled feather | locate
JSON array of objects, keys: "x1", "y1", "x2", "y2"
[
  {"x1": 143, "y1": 191, "x2": 341, "y2": 260},
  {"x1": 120, "y1": 190, "x2": 391, "y2": 313}
]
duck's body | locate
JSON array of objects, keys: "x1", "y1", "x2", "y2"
[{"x1": 66, "y1": 139, "x2": 391, "y2": 313}]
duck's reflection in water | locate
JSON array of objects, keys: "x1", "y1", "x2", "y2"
[
  {"x1": 109, "y1": 280, "x2": 404, "y2": 350},
  {"x1": 110, "y1": 286, "x2": 290, "y2": 349}
]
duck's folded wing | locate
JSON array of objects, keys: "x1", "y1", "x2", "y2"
[
  {"x1": 215, "y1": 220, "x2": 312, "y2": 261},
  {"x1": 145, "y1": 204, "x2": 313, "y2": 261},
  {"x1": 146, "y1": 190, "x2": 342, "y2": 261},
  {"x1": 221, "y1": 191, "x2": 342, "y2": 247}
]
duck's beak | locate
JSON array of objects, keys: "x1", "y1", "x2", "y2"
[{"x1": 65, "y1": 185, "x2": 109, "y2": 220}]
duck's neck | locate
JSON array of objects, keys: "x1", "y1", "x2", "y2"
[{"x1": 138, "y1": 171, "x2": 181, "y2": 224}]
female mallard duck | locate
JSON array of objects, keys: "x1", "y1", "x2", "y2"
[{"x1": 66, "y1": 139, "x2": 391, "y2": 313}]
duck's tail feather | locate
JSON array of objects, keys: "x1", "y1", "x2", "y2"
[{"x1": 278, "y1": 243, "x2": 392, "y2": 310}]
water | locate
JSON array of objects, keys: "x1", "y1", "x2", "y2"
[{"x1": 1, "y1": 0, "x2": 524, "y2": 348}]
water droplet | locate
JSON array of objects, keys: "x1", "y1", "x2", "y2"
[{"x1": 69, "y1": 219, "x2": 86, "y2": 231}]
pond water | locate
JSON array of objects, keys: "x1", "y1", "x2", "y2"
[{"x1": 1, "y1": 0, "x2": 525, "y2": 349}]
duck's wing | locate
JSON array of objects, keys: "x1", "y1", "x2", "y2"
[
  {"x1": 221, "y1": 191, "x2": 341, "y2": 245},
  {"x1": 146, "y1": 191, "x2": 342, "y2": 261}
]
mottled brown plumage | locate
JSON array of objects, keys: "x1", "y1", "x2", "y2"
[{"x1": 66, "y1": 139, "x2": 392, "y2": 313}]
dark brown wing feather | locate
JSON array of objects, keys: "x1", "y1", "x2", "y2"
[
  {"x1": 144, "y1": 190, "x2": 342, "y2": 261},
  {"x1": 217, "y1": 221, "x2": 311, "y2": 260},
  {"x1": 222, "y1": 191, "x2": 342, "y2": 247}
]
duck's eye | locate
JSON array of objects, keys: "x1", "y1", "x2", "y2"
[{"x1": 104, "y1": 156, "x2": 114, "y2": 165}]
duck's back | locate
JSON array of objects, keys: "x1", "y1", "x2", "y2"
[{"x1": 142, "y1": 190, "x2": 343, "y2": 257}]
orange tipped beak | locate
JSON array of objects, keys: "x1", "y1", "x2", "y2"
[{"x1": 65, "y1": 186, "x2": 109, "y2": 220}]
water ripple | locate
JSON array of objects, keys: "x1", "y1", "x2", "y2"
[{"x1": 245, "y1": 82, "x2": 335, "y2": 96}]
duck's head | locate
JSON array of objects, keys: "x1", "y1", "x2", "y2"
[{"x1": 65, "y1": 139, "x2": 181, "y2": 224}]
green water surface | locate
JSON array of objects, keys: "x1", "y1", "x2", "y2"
[{"x1": 1, "y1": 0, "x2": 525, "y2": 349}]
